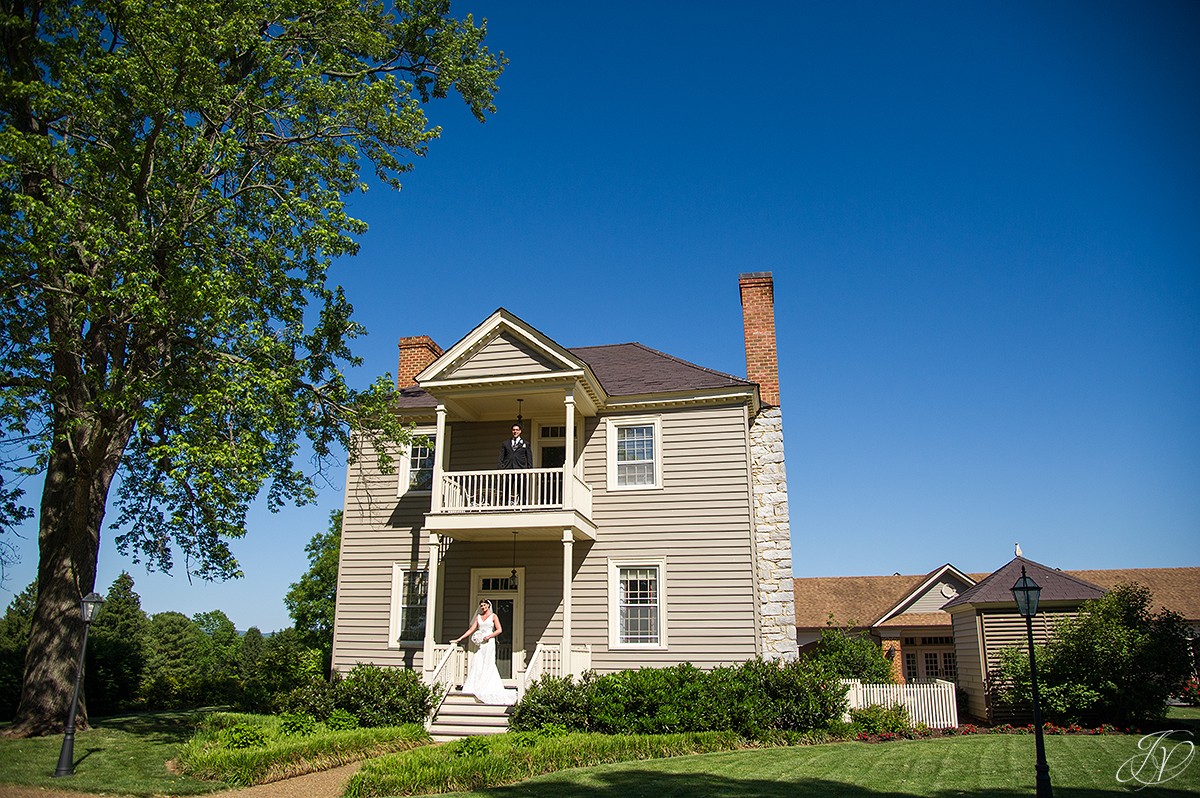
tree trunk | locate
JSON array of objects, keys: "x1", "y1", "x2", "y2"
[{"x1": 3, "y1": 415, "x2": 129, "y2": 738}]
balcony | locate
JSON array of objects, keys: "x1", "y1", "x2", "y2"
[{"x1": 427, "y1": 467, "x2": 595, "y2": 541}]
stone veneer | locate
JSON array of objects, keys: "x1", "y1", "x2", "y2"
[{"x1": 750, "y1": 406, "x2": 798, "y2": 660}]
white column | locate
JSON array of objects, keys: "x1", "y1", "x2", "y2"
[
  {"x1": 431, "y1": 403, "x2": 447, "y2": 512},
  {"x1": 563, "y1": 389, "x2": 576, "y2": 508},
  {"x1": 423, "y1": 530, "x2": 441, "y2": 675},
  {"x1": 561, "y1": 529, "x2": 573, "y2": 676}
]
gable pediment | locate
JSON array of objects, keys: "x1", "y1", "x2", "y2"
[{"x1": 419, "y1": 309, "x2": 587, "y2": 383}]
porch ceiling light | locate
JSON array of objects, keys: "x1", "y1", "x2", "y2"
[{"x1": 509, "y1": 530, "x2": 519, "y2": 590}]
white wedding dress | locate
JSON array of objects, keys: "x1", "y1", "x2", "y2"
[{"x1": 461, "y1": 614, "x2": 517, "y2": 705}]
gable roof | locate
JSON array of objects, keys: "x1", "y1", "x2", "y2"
[
  {"x1": 795, "y1": 563, "x2": 1200, "y2": 630},
  {"x1": 793, "y1": 574, "x2": 931, "y2": 629},
  {"x1": 396, "y1": 310, "x2": 757, "y2": 413},
  {"x1": 793, "y1": 564, "x2": 984, "y2": 630},
  {"x1": 942, "y1": 556, "x2": 1106, "y2": 610}
]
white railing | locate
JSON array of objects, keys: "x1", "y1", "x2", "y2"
[
  {"x1": 425, "y1": 644, "x2": 466, "y2": 703},
  {"x1": 440, "y1": 469, "x2": 563, "y2": 511},
  {"x1": 842, "y1": 679, "x2": 959, "y2": 729},
  {"x1": 518, "y1": 643, "x2": 593, "y2": 696}
]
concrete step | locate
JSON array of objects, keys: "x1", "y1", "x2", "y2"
[{"x1": 428, "y1": 691, "x2": 513, "y2": 741}]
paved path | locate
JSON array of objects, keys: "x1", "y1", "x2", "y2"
[{"x1": 0, "y1": 761, "x2": 362, "y2": 798}]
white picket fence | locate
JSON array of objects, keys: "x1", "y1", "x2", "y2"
[{"x1": 842, "y1": 679, "x2": 959, "y2": 729}]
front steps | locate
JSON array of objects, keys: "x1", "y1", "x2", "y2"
[{"x1": 427, "y1": 691, "x2": 513, "y2": 741}]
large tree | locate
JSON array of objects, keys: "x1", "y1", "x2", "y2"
[
  {"x1": 0, "y1": 0, "x2": 503, "y2": 735},
  {"x1": 285, "y1": 508, "x2": 341, "y2": 668}
]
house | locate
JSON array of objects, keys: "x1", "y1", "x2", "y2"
[
  {"x1": 944, "y1": 557, "x2": 1200, "y2": 722},
  {"x1": 795, "y1": 559, "x2": 1200, "y2": 721},
  {"x1": 792, "y1": 564, "x2": 983, "y2": 683},
  {"x1": 331, "y1": 273, "x2": 798, "y2": 701}
]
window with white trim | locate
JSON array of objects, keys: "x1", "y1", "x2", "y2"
[
  {"x1": 389, "y1": 566, "x2": 428, "y2": 646},
  {"x1": 606, "y1": 417, "x2": 662, "y2": 490},
  {"x1": 398, "y1": 430, "x2": 435, "y2": 495},
  {"x1": 608, "y1": 559, "x2": 667, "y2": 648}
]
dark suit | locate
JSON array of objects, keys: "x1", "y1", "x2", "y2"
[
  {"x1": 498, "y1": 438, "x2": 533, "y2": 469},
  {"x1": 499, "y1": 437, "x2": 532, "y2": 504}
]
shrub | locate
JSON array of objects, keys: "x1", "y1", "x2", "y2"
[
  {"x1": 221, "y1": 722, "x2": 270, "y2": 749},
  {"x1": 994, "y1": 582, "x2": 1192, "y2": 725},
  {"x1": 276, "y1": 674, "x2": 339, "y2": 719},
  {"x1": 849, "y1": 703, "x2": 910, "y2": 735},
  {"x1": 1181, "y1": 677, "x2": 1200, "y2": 706},
  {"x1": 511, "y1": 658, "x2": 846, "y2": 738},
  {"x1": 278, "y1": 711, "x2": 318, "y2": 737},
  {"x1": 809, "y1": 626, "x2": 895, "y2": 683},
  {"x1": 335, "y1": 664, "x2": 436, "y2": 727},
  {"x1": 509, "y1": 674, "x2": 592, "y2": 731},
  {"x1": 326, "y1": 708, "x2": 360, "y2": 731}
]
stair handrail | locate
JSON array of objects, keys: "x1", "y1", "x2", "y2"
[
  {"x1": 520, "y1": 642, "x2": 545, "y2": 695},
  {"x1": 425, "y1": 642, "x2": 462, "y2": 729}
]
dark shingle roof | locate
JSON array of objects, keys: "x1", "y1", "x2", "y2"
[
  {"x1": 942, "y1": 557, "x2": 1105, "y2": 610},
  {"x1": 569, "y1": 343, "x2": 751, "y2": 396}
]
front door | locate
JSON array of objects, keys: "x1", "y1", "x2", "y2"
[{"x1": 470, "y1": 569, "x2": 524, "y2": 680}]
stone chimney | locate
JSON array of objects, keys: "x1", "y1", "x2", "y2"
[
  {"x1": 397, "y1": 335, "x2": 443, "y2": 388},
  {"x1": 739, "y1": 272, "x2": 780, "y2": 407}
]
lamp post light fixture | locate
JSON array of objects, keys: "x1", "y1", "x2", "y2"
[
  {"x1": 53, "y1": 591, "x2": 104, "y2": 778},
  {"x1": 1011, "y1": 566, "x2": 1053, "y2": 798}
]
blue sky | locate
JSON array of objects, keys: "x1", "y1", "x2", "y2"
[{"x1": 4, "y1": 1, "x2": 1198, "y2": 631}]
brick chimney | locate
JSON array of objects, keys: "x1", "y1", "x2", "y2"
[
  {"x1": 397, "y1": 335, "x2": 443, "y2": 388},
  {"x1": 739, "y1": 272, "x2": 780, "y2": 407}
]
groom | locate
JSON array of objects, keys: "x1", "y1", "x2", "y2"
[{"x1": 498, "y1": 423, "x2": 532, "y2": 504}]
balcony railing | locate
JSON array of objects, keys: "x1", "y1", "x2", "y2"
[{"x1": 439, "y1": 468, "x2": 578, "y2": 513}]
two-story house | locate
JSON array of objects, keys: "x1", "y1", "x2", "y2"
[{"x1": 331, "y1": 273, "x2": 797, "y2": 701}]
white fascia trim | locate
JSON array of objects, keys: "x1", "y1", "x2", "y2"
[
  {"x1": 603, "y1": 386, "x2": 758, "y2": 413},
  {"x1": 873, "y1": 563, "x2": 978, "y2": 627}
]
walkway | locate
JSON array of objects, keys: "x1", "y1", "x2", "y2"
[{"x1": 0, "y1": 761, "x2": 362, "y2": 798}]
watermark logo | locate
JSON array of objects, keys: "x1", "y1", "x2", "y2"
[{"x1": 1117, "y1": 730, "x2": 1194, "y2": 790}]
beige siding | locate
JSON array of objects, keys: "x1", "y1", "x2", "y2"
[
  {"x1": 978, "y1": 608, "x2": 1077, "y2": 723},
  {"x1": 906, "y1": 575, "x2": 974, "y2": 614},
  {"x1": 444, "y1": 332, "x2": 558, "y2": 380},
  {"x1": 951, "y1": 610, "x2": 988, "y2": 721},
  {"x1": 332, "y1": 401, "x2": 763, "y2": 675},
  {"x1": 332, "y1": 445, "x2": 431, "y2": 673},
  {"x1": 572, "y1": 405, "x2": 760, "y2": 670}
]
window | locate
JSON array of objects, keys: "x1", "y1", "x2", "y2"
[
  {"x1": 904, "y1": 652, "x2": 918, "y2": 682},
  {"x1": 398, "y1": 430, "x2": 435, "y2": 495},
  {"x1": 941, "y1": 652, "x2": 958, "y2": 681},
  {"x1": 608, "y1": 559, "x2": 667, "y2": 648},
  {"x1": 924, "y1": 652, "x2": 941, "y2": 679},
  {"x1": 390, "y1": 566, "x2": 428, "y2": 646},
  {"x1": 607, "y1": 417, "x2": 662, "y2": 490}
]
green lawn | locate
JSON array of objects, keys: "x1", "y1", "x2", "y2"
[
  {"x1": 427, "y1": 734, "x2": 1200, "y2": 798},
  {"x1": 0, "y1": 711, "x2": 228, "y2": 796}
]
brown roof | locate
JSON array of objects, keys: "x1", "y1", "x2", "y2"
[
  {"x1": 1067, "y1": 567, "x2": 1200, "y2": 622},
  {"x1": 795, "y1": 563, "x2": 1200, "y2": 630},
  {"x1": 793, "y1": 574, "x2": 927, "y2": 629},
  {"x1": 943, "y1": 557, "x2": 1106, "y2": 610},
  {"x1": 392, "y1": 341, "x2": 752, "y2": 410},
  {"x1": 877, "y1": 612, "x2": 953, "y2": 628},
  {"x1": 569, "y1": 343, "x2": 752, "y2": 396}
]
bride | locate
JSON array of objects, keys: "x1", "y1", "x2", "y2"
[{"x1": 454, "y1": 599, "x2": 517, "y2": 705}]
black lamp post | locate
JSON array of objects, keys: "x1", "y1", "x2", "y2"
[
  {"x1": 1011, "y1": 566, "x2": 1053, "y2": 798},
  {"x1": 53, "y1": 591, "x2": 104, "y2": 778}
]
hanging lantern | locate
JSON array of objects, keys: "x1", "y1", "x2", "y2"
[{"x1": 509, "y1": 530, "x2": 519, "y2": 590}]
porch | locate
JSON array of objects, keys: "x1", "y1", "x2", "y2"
[{"x1": 424, "y1": 641, "x2": 594, "y2": 700}]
